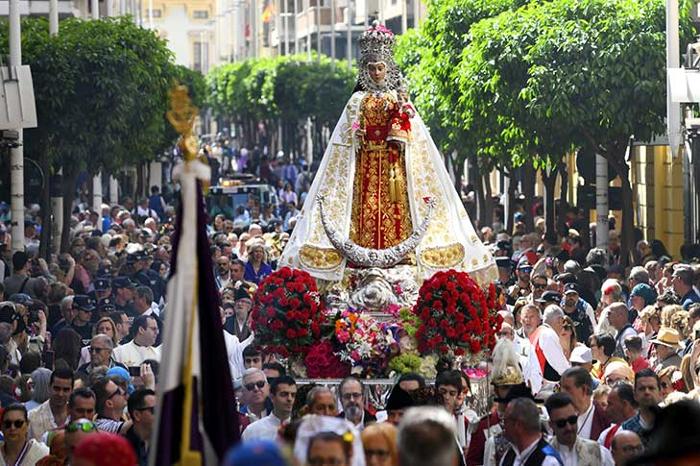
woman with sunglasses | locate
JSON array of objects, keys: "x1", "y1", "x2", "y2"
[
  {"x1": 0, "y1": 403, "x2": 48, "y2": 465},
  {"x1": 559, "y1": 316, "x2": 579, "y2": 361}
]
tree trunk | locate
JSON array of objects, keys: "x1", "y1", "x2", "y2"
[
  {"x1": 557, "y1": 164, "x2": 569, "y2": 237},
  {"x1": 506, "y1": 172, "x2": 516, "y2": 235},
  {"x1": 609, "y1": 154, "x2": 635, "y2": 268},
  {"x1": 60, "y1": 169, "x2": 78, "y2": 253},
  {"x1": 522, "y1": 162, "x2": 535, "y2": 232},
  {"x1": 38, "y1": 151, "x2": 51, "y2": 260},
  {"x1": 542, "y1": 168, "x2": 557, "y2": 243},
  {"x1": 136, "y1": 163, "x2": 144, "y2": 201},
  {"x1": 482, "y1": 171, "x2": 494, "y2": 230}
]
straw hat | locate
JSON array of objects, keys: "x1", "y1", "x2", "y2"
[{"x1": 650, "y1": 327, "x2": 681, "y2": 348}]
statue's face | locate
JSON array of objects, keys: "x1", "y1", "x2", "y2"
[{"x1": 367, "y1": 61, "x2": 387, "y2": 84}]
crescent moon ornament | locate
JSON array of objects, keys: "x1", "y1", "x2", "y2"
[{"x1": 317, "y1": 194, "x2": 435, "y2": 268}]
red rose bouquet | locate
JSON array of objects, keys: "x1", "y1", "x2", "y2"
[
  {"x1": 304, "y1": 340, "x2": 351, "y2": 378},
  {"x1": 251, "y1": 267, "x2": 324, "y2": 356},
  {"x1": 412, "y1": 270, "x2": 501, "y2": 360}
]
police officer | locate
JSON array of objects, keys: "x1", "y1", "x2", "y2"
[
  {"x1": 130, "y1": 250, "x2": 166, "y2": 304},
  {"x1": 112, "y1": 276, "x2": 139, "y2": 319}
]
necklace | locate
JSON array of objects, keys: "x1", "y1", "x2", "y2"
[{"x1": 577, "y1": 405, "x2": 594, "y2": 435}]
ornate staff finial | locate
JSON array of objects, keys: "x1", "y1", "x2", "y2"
[{"x1": 167, "y1": 84, "x2": 199, "y2": 162}]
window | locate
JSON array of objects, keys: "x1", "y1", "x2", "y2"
[
  {"x1": 193, "y1": 41, "x2": 209, "y2": 72},
  {"x1": 149, "y1": 8, "x2": 162, "y2": 17},
  {"x1": 193, "y1": 10, "x2": 209, "y2": 19}
]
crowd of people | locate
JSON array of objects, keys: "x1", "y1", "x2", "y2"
[{"x1": 0, "y1": 144, "x2": 698, "y2": 466}]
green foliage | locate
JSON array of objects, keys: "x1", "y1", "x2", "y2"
[
  {"x1": 0, "y1": 17, "x2": 180, "y2": 175},
  {"x1": 395, "y1": 0, "x2": 527, "y2": 162},
  {"x1": 399, "y1": 0, "x2": 695, "y2": 175},
  {"x1": 207, "y1": 53, "x2": 355, "y2": 129}
]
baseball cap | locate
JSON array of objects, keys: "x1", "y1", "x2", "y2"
[
  {"x1": 516, "y1": 257, "x2": 532, "y2": 271},
  {"x1": 112, "y1": 276, "x2": 137, "y2": 289},
  {"x1": 554, "y1": 272, "x2": 577, "y2": 285},
  {"x1": 536, "y1": 291, "x2": 562, "y2": 304},
  {"x1": 495, "y1": 257, "x2": 513, "y2": 269},
  {"x1": 73, "y1": 295, "x2": 96, "y2": 312},
  {"x1": 570, "y1": 346, "x2": 592, "y2": 364},
  {"x1": 8, "y1": 293, "x2": 33, "y2": 306}
]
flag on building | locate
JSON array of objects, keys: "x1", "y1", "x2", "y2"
[{"x1": 150, "y1": 160, "x2": 239, "y2": 466}]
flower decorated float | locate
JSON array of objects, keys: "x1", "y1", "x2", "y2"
[{"x1": 249, "y1": 22, "x2": 501, "y2": 412}]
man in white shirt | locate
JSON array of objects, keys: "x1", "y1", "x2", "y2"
[
  {"x1": 241, "y1": 375, "x2": 296, "y2": 441},
  {"x1": 223, "y1": 330, "x2": 254, "y2": 381},
  {"x1": 560, "y1": 367, "x2": 611, "y2": 441},
  {"x1": 524, "y1": 305, "x2": 571, "y2": 395},
  {"x1": 545, "y1": 392, "x2": 614, "y2": 466},
  {"x1": 500, "y1": 397, "x2": 562, "y2": 466},
  {"x1": 113, "y1": 314, "x2": 161, "y2": 367},
  {"x1": 28, "y1": 367, "x2": 73, "y2": 440}
]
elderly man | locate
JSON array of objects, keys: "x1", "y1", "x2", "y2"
[
  {"x1": 239, "y1": 368, "x2": 271, "y2": 422},
  {"x1": 306, "y1": 386, "x2": 338, "y2": 417},
  {"x1": 113, "y1": 315, "x2": 161, "y2": 367},
  {"x1": 650, "y1": 327, "x2": 682, "y2": 371},
  {"x1": 77, "y1": 334, "x2": 127, "y2": 377},
  {"x1": 607, "y1": 303, "x2": 637, "y2": 358},
  {"x1": 224, "y1": 287, "x2": 253, "y2": 341},
  {"x1": 242, "y1": 375, "x2": 297, "y2": 441},
  {"x1": 610, "y1": 430, "x2": 642, "y2": 466},
  {"x1": 338, "y1": 376, "x2": 375, "y2": 430},
  {"x1": 517, "y1": 304, "x2": 542, "y2": 340},
  {"x1": 500, "y1": 397, "x2": 561, "y2": 466},
  {"x1": 560, "y1": 367, "x2": 611, "y2": 441},
  {"x1": 545, "y1": 392, "x2": 614, "y2": 466},
  {"x1": 525, "y1": 305, "x2": 570, "y2": 394}
]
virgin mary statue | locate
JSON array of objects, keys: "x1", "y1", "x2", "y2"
[{"x1": 280, "y1": 22, "x2": 497, "y2": 284}]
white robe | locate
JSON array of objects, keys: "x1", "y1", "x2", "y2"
[{"x1": 280, "y1": 90, "x2": 497, "y2": 284}]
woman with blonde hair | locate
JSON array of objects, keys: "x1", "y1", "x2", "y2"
[
  {"x1": 243, "y1": 241, "x2": 272, "y2": 284},
  {"x1": 361, "y1": 422, "x2": 398, "y2": 466}
]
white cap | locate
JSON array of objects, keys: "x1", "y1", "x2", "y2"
[{"x1": 569, "y1": 345, "x2": 592, "y2": 364}]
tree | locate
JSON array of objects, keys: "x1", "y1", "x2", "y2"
[
  {"x1": 0, "y1": 17, "x2": 178, "y2": 251},
  {"x1": 207, "y1": 54, "x2": 354, "y2": 160},
  {"x1": 394, "y1": 0, "x2": 530, "y2": 227},
  {"x1": 457, "y1": 4, "x2": 578, "y2": 237},
  {"x1": 521, "y1": 0, "x2": 694, "y2": 265}
]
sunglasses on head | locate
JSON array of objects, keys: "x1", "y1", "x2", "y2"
[
  {"x1": 135, "y1": 406, "x2": 155, "y2": 414},
  {"x1": 66, "y1": 420, "x2": 97, "y2": 433},
  {"x1": 244, "y1": 380, "x2": 265, "y2": 391},
  {"x1": 553, "y1": 415, "x2": 578, "y2": 428},
  {"x1": 2, "y1": 420, "x2": 24, "y2": 429}
]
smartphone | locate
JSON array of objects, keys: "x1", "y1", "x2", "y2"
[{"x1": 128, "y1": 366, "x2": 141, "y2": 377}]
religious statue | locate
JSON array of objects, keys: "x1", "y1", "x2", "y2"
[{"x1": 280, "y1": 22, "x2": 497, "y2": 284}]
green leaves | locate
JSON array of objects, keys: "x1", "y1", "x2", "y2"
[
  {"x1": 0, "y1": 17, "x2": 181, "y2": 177},
  {"x1": 206, "y1": 53, "x2": 355, "y2": 136}
]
